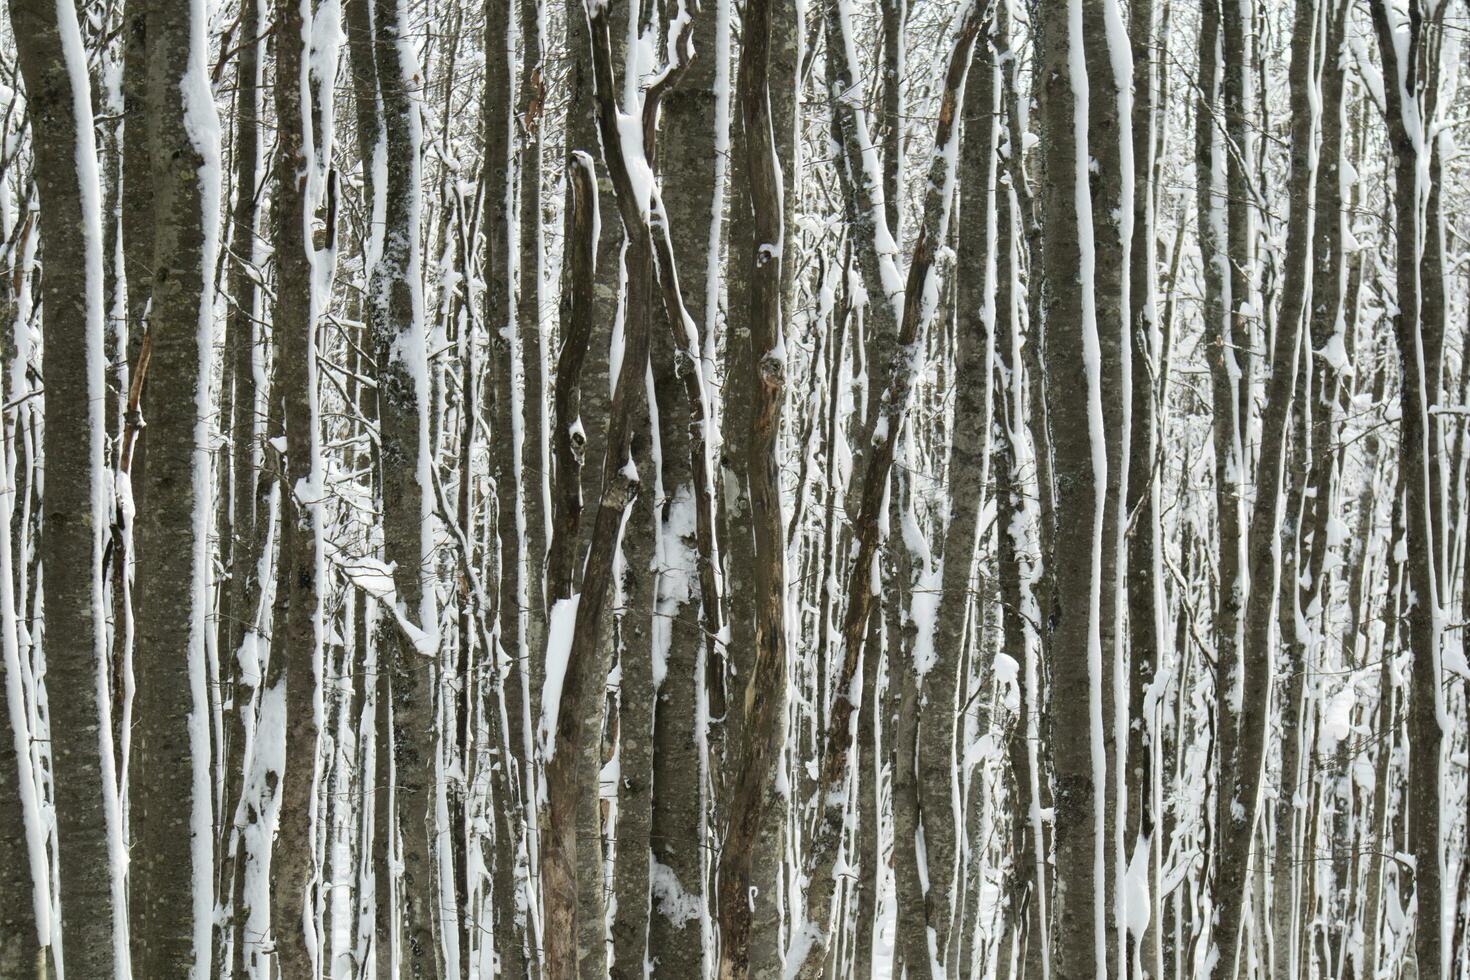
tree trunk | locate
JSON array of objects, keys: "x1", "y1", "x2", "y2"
[
  {"x1": 371, "y1": 0, "x2": 439, "y2": 972},
  {"x1": 648, "y1": 2, "x2": 724, "y2": 969},
  {"x1": 908, "y1": 23, "x2": 996, "y2": 973},
  {"x1": 1035, "y1": 4, "x2": 1105, "y2": 976},
  {"x1": 267, "y1": 0, "x2": 328, "y2": 972},
  {"x1": 1368, "y1": 7, "x2": 1445, "y2": 980},
  {"x1": 11, "y1": 0, "x2": 116, "y2": 974},
  {"x1": 129, "y1": 0, "x2": 220, "y2": 970}
]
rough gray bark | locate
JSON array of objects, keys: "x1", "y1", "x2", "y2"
[
  {"x1": 0, "y1": 424, "x2": 44, "y2": 977},
  {"x1": 992, "y1": 11, "x2": 1049, "y2": 977},
  {"x1": 485, "y1": 5, "x2": 529, "y2": 915},
  {"x1": 119, "y1": 0, "x2": 153, "y2": 404},
  {"x1": 10, "y1": 0, "x2": 114, "y2": 975},
  {"x1": 718, "y1": 1, "x2": 796, "y2": 968},
  {"x1": 1369, "y1": 6, "x2": 1445, "y2": 980},
  {"x1": 519, "y1": 0, "x2": 548, "y2": 751},
  {"x1": 1124, "y1": 0, "x2": 1162, "y2": 974},
  {"x1": 341, "y1": 7, "x2": 395, "y2": 977},
  {"x1": 540, "y1": 4, "x2": 665, "y2": 974},
  {"x1": 1224, "y1": 4, "x2": 1315, "y2": 977},
  {"x1": 1034, "y1": 5, "x2": 1103, "y2": 977},
  {"x1": 611, "y1": 371, "x2": 657, "y2": 980},
  {"x1": 370, "y1": 0, "x2": 438, "y2": 972},
  {"x1": 712, "y1": 0, "x2": 790, "y2": 973},
  {"x1": 905, "y1": 25, "x2": 995, "y2": 973},
  {"x1": 648, "y1": 2, "x2": 722, "y2": 971},
  {"x1": 0, "y1": 652, "x2": 44, "y2": 980},
  {"x1": 608, "y1": 20, "x2": 667, "y2": 976},
  {"x1": 267, "y1": 0, "x2": 323, "y2": 972},
  {"x1": 1080, "y1": 5, "x2": 1130, "y2": 972},
  {"x1": 566, "y1": 0, "x2": 621, "y2": 569},
  {"x1": 1191, "y1": 5, "x2": 1239, "y2": 966},
  {"x1": 217, "y1": 1, "x2": 265, "y2": 968},
  {"x1": 129, "y1": 0, "x2": 215, "y2": 969},
  {"x1": 560, "y1": 3, "x2": 626, "y2": 973},
  {"x1": 1277, "y1": 4, "x2": 1346, "y2": 977}
]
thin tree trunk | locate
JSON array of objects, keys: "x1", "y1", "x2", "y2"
[
  {"x1": 1368, "y1": 7, "x2": 1445, "y2": 980},
  {"x1": 370, "y1": 0, "x2": 439, "y2": 972},
  {"x1": 267, "y1": 0, "x2": 328, "y2": 971},
  {"x1": 801, "y1": 7, "x2": 983, "y2": 973},
  {"x1": 1124, "y1": 0, "x2": 1164, "y2": 972},
  {"x1": 906, "y1": 24, "x2": 995, "y2": 973}
]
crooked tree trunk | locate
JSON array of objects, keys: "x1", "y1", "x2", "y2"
[
  {"x1": 902, "y1": 24, "x2": 996, "y2": 973},
  {"x1": 1227, "y1": 5, "x2": 1317, "y2": 979},
  {"x1": 540, "y1": 4, "x2": 672, "y2": 973},
  {"x1": 217, "y1": 2, "x2": 266, "y2": 970},
  {"x1": 714, "y1": 0, "x2": 788, "y2": 969},
  {"x1": 801, "y1": 6, "x2": 983, "y2": 973}
]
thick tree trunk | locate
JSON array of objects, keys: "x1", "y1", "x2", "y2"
[
  {"x1": 714, "y1": 0, "x2": 789, "y2": 970},
  {"x1": 648, "y1": 3, "x2": 723, "y2": 970},
  {"x1": 129, "y1": 0, "x2": 219, "y2": 971},
  {"x1": 9, "y1": 5, "x2": 111, "y2": 974},
  {"x1": 1035, "y1": 4, "x2": 1105, "y2": 977}
]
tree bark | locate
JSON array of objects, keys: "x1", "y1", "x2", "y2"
[
  {"x1": 6, "y1": 5, "x2": 109, "y2": 974},
  {"x1": 371, "y1": 0, "x2": 439, "y2": 972},
  {"x1": 801, "y1": 6, "x2": 983, "y2": 973},
  {"x1": 1035, "y1": 3, "x2": 1105, "y2": 976},
  {"x1": 267, "y1": 0, "x2": 326, "y2": 972},
  {"x1": 649, "y1": 2, "x2": 723, "y2": 970},
  {"x1": 129, "y1": 0, "x2": 219, "y2": 970},
  {"x1": 1369, "y1": 6, "x2": 1446, "y2": 980}
]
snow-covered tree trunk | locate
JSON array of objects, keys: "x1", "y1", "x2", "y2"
[
  {"x1": 899, "y1": 19, "x2": 995, "y2": 973},
  {"x1": 128, "y1": 0, "x2": 220, "y2": 972},
  {"x1": 1369, "y1": 5, "x2": 1448, "y2": 979},
  {"x1": 648, "y1": 1, "x2": 725, "y2": 970},
  {"x1": 216, "y1": 2, "x2": 266, "y2": 969},
  {"x1": 370, "y1": 0, "x2": 439, "y2": 971},
  {"x1": 1034, "y1": 3, "x2": 1107, "y2": 977},
  {"x1": 9, "y1": 0, "x2": 115, "y2": 973},
  {"x1": 265, "y1": 0, "x2": 333, "y2": 972}
]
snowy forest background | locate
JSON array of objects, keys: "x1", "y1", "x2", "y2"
[{"x1": 1, "y1": 0, "x2": 1469, "y2": 977}]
